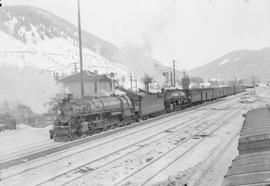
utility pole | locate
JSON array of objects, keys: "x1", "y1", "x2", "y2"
[
  {"x1": 172, "y1": 60, "x2": 176, "y2": 87},
  {"x1": 130, "y1": 72, "x2": 133, "y2": 92},
  {"x1": 77, "y1": 0, "x2": 84, "y2": 98},
  {"x1": 170, "y1": 72, "x2": 173, "y2": 87}
]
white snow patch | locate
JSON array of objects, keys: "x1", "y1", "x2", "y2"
[
  {"x1": 0, "y1": 124, "x2": 52, "y2": 157},
  {"x1": 219, "y1": 58, "x2": 229, "y2": 65},
  {"x1": 233, "y1": 58, "x2": 240, "y2": 61},
  {"x1": 4, "y1": 17, "x2": 18, "y2": 31},
  {"x1": 0, "y1": 30, "x2": 134, "y2": 89}
]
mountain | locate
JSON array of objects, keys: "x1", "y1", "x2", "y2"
[
  {"x1": 0, "y1": 5, "x2": 171, "y2": 83},
  {"x1": 0, "y1": 5, "x2": 135, "y2": 113},
  {"x1": 0, "y1": 5, "x2": 119, "y2": 61},
  {"x1": 188, "y1": 48, "x2": 270, "y2": 81},
  {"x1": 0, "y1": 5, "x2": 131, "y2": 77}
]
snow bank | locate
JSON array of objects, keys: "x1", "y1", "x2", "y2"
[{"x1": 0, "y1": 124, "x2": 52, "y2": 155}]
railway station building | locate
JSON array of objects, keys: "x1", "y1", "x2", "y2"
[{"x1": 58, "y1": 70, "x2": 114, "y2": 98}]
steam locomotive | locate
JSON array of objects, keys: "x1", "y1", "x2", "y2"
[{"x1": 50, "y1": 79, "x2": 246, "y2": 141}]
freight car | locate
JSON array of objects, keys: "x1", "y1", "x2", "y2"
[
  {"x1": 222, "y1": 107, "x2": 270, "y2": 186},
  {"x1": 51, "y1": 81, "x2": 246, "y2": 141}
]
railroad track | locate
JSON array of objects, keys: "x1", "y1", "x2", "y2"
[
  {"x1": 0, "y1": 94, "x2": 241, "y2": 170},
  {"x1": 112, "y1": 90, "x2": 264, "y2": 186},
  {"x1": 188, "y1": 129, "x2": 242, "y2": 186},
  {"x1": 39, "y1": 107, "x2": 231, "y2": 185},
  {"x1": 0, "y1": 141, "x2": 59, "y2": 163},
  {"x1": 112, "y1": 107, "x2": 243, "y2": 186},
  {"x1": 0, "y1": 96, "x2": 241, "y2": 185},
  {"x1": 30, "y1": 98, "x2": 242, "y2": 186}
]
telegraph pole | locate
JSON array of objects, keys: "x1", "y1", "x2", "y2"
[
  {"x1": 172, "y1": 60, "x2": 176, "y2": 87},
  {"x1": 170, "y1": 72, "x2": 173, "y2": 87},
  {"x1": 77, "y1": 0, "x2": 84, "y2": 98},
  {"x1": 130, "y1": 72, "x2": 133, "y2": 92}
]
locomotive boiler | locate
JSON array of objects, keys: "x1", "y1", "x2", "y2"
[{"x1": 51, "y1": 94, "x2": 136, "y2": 141}]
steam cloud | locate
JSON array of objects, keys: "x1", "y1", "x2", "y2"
[
  {"x1": 120, "y1": 37, "x2": 165, "y2": 87},
  {"x1": 0, "y1": 66, "x2": 59, "y2": 114}
]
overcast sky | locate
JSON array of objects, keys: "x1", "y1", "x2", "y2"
[{"x1": 6, "y1": 0, "x2": 270, "y2": 70}]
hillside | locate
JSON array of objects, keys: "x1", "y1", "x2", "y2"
[
  {"x1": 0, "y1": 5, "x2": 119, "y2": 61},
  {"x1": 0, "y1": 5, "x2": 174, "y2": 112},
  {"x1": 0, "y1": 5, "x2": 132, "y2": 113},
  {"x1": 0, "y1": 5, "x2": 132, "y2": 76},
  {"x1": 188, "y1": 48, "x2": 270, "y2": 81},
  {"x1": 0, "y1": 5, "x2": 172, "y2": 81}
]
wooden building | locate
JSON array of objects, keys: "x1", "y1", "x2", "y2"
[{"x1": 58, "y1": 71, "x2": 114, "y2": 98}]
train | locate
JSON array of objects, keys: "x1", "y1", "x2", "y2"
[
  {"x1": 50, "y1": 78, "x2": 246, "y2": 142},
  {"x1": 222, "y1": 107, "x2": 270, "y2": 186}
]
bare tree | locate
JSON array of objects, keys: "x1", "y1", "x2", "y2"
[
  {"x1": 251, "y1": 75, "x2": 258, "y2": 86},
  {"x1": 251, "y1": 75, "x2": 259, "y2": 94},
  {"x1": 142, "y1": 74, "x2": 153, "y2": 93}
]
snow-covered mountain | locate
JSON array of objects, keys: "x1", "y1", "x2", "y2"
[
  {"x1": 0, "y1": 5, "x2": 142, "y2": 113},
  {"x1": 0, "y1": 5, "x2": 130, "y2": 76},
  {"x1": 0, "y1": 5, "x2": 176, "y2": 88},
  {"x1": 188, "y1": 48, "x2": 270, "y2": 81}
]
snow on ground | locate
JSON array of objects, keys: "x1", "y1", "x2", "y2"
[
  {"x1": 0, "y1": 115, "x2": 197, "y2": 185},
  {"x1": 0, "y1": 124, "x2": 53, "y2": 160},
  {"x1": 0, "y1": 88, "x2": 269, "y2": 186},
  {"x1": 65, "y1": 112, "x2": 229, "y2": 186},
  {"x1": 0, "y1": 98, "x2": 236, "y2": 186},
  {"x1": 146, "y1": 87, "x2": 270, "y2": 186},
  {"x1": 147, "y1": 110, "x2": 244, "y2": 186}
]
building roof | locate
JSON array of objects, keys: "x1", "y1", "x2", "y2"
[{"x1": 58, "y1": 71, "x2": 112, "y2": 83}]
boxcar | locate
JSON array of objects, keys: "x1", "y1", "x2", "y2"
[
  {"x1": 190, "y1": 89, "x2": 202, "y2": 103},
  {"x1": 222, "y1": 107, "x2": 270, "y2": 186},
  {"x1": 200, "y1": 88, "x2": 215, "y2": 101},
  {"x1": 222, "y1": 151, "x2": 270, "y2": 186},
  {"x1": 238, "y1": 107, "x2": 270, "y2": 154}
]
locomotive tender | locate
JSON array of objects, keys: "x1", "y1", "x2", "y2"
[{"x1": 51, "y1": 82, "x2": 246, "y2": 142}]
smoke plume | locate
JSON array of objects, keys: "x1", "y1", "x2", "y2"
[
  {"x1": 120, "y1": 38, "x2": 165, "y2": 87},
  {"x1": 0, "y1": 66, "x2": 59, "y2": 114}
]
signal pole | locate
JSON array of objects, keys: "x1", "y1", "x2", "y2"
[
  {"x1": 77, "y1": 0, "x2": 84, "y2": 98},
  {"x1": 172, "y1": 60, "x2": 176, "y2": 87},
  {"x1": 130, "y1": 72, "x2": 133, "y2": 92}
]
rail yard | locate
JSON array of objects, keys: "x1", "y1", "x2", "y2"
[
  {"x1": 0, "y1": 86, "x2": 269, "y2": 186},
  {"x1": 1, "y1": 2, "x2": 270, "y2": 186}
]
